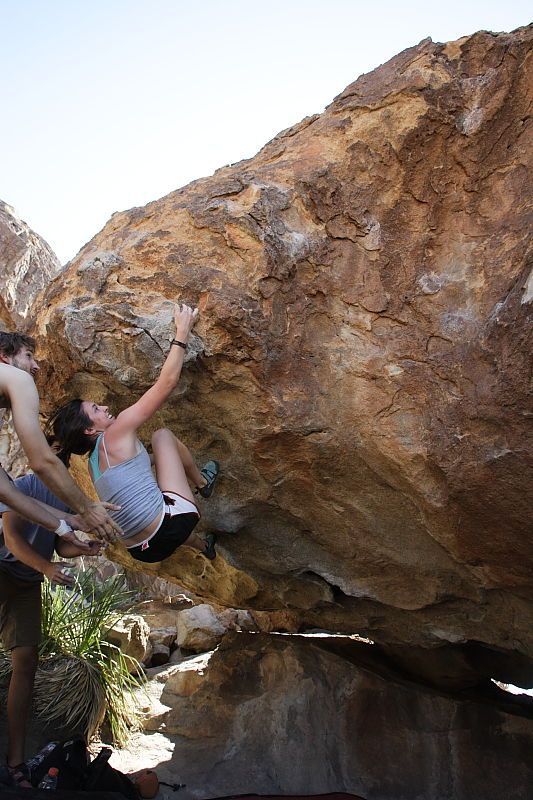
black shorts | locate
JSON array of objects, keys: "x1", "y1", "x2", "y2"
[{"x1": 128, "y1": 512, "x2": 199, "y2": 563}]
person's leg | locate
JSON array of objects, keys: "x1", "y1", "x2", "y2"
[
  {"x1": 151, "y1": 428, "x2": 204, "y2": 499},
  {"x1": 151, "y1": 430, "x2": 217, "y2": 559},
  {"x1": 7, "y1": 646, "x2": 38, "y2": 769},
  {"x1": 182, "y1": 530, "x2": 207, "y2": 552},
  {"x1": 151, "y1": 429, "x2": 204, "y2": 551},
  {"x1": 0, "y1": 571, "x2": 41, "y2": 781},
  {"x1": 185, "y1": 530, "x2": 217, "y2": 559}
]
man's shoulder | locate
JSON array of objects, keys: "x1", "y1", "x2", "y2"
[
  {"x1": 0, "y1": 363, "x2": 34, "y2": 390},
  {"x1": 0, "y1": 365, "x2": 38, "y2": 414}
]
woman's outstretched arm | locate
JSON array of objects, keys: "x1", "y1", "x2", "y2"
[{"x1": 107, "y1": 303, "x2": 198, "y2": 439}]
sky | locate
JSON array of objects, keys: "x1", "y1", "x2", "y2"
[{"x1": 1, "y1": 0, "x2": 531, "y2": 264}]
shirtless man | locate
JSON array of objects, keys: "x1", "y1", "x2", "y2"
[
  {"x1": 0, "y1": 331, "x2": 118, "y2": 787},
  {"x1": 0, "y1": 332, "x2": 121, "y2": 541}
]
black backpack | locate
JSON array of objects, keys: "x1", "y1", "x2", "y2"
[{"x1": 28, "y1": 738, "x2": 139, "y2": 799}]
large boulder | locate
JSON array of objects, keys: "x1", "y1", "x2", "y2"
[
  {"x1": 118, "y1": 633, "x2": 533, "y2": 800},
  {"x1": 24, "y1": 26, "x2": 533, "y2": 685}
]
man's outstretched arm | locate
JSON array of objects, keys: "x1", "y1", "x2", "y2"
[
  {"x1": 0, "y1": 365, "x2": 121, "y2": 541},
  {"x1": 2, "y1": 511, "x2": 74, "y2": 585},
  {"x1": 0, "y1": 469, "x2": 63, "y2": 531}
]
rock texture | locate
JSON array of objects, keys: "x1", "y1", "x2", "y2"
[
  {"x1": 124, "y1": 633, "x2": 533, "y2": 800},
  {"x1": 25, "y1": 27, "x2": 533, "y2": 685},
  {"x1": 106, "y1": 614, "x2": 152, "y2": 667},
  {"x1": 176, "y1": 602, "x2": 255, "y2": 652},
  {"x1": 0, "y1": 414, "x2": 28, "y2": 478},
  {"x1": 0, "y1": 201, "x2": 62, "y2": 325}
]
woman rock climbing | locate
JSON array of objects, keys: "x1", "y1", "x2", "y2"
[{"x1": 47, "y1": 303, "x2": 219, "y2": 563}]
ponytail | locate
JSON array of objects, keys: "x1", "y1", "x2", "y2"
[{"x1": 45, "y1": 400, "x2": 95, "y2": 467}]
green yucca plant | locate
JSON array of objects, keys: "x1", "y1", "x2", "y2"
[
  {"x1": 1, "y1": 567, "x2": 146, "y2": 746},
  {"x1": 37, "y1": 568, "x2": 146, "y2": 745}
]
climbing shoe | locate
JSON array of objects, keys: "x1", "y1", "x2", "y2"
[
  {"x1": 204, "y1": 533, "x2": 217, "y2": 560},
  {"x1": 196, "y1": 460, "x2": 220, "y2": 498}
]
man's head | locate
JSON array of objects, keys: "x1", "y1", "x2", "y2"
[{"x1": 0, "y1": 332, "x2": 39, "y2": 376}]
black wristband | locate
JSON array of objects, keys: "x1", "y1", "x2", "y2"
[{"x1": 171, "y1": 339, "x2": 187, "y2": 349}]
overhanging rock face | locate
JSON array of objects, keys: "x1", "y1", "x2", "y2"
[{"x1": 33, "y1": 28, "x2": 533, "y2": 674}]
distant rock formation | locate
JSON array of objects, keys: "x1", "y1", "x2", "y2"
[
  {"x1": 17, "y1": 25, "x2": 533, "y2": 693},
  {"x1": 0, "y1": 201, "x2": 62, "y2": 326},
  {"x1": 0, "y1": 202, "x2": 63, "y2": 475}
]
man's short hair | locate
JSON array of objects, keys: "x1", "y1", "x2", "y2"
[{"x1": 0, "y1": 331, "x2": 36, "y2": 358}]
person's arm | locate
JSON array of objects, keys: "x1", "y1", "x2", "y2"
[
  {"x1": 2, "y1": 512, "x2": 74, "y2": 586},
  {"x1": 0, "y1": 477, "x2": 94, "y2": 551},
  {"x1": 0, "y1": 366, "x2": 121, "y2": 541},
  {"x1": 16, "y1": 498, "x2": 88, "y2": 535},
  {"x1": 107, "y1": 303, "x2": 198, "y2": 440},
  {"x1": 0, "y1": 468, "x2": 65, "y2": 531},
  {"x1": 56, "y1": 537, "x2": 104, "y2": 558},
  {"x1": 3, "y1": 492, "x2": 83, "y2": 529}
]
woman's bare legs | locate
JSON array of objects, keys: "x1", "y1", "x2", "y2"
[
  {"x1": 182, "y1": 529, "x2": 208, "y2": 551},
  {"x1": 152, "y1": 428, "x2": 204, "y2": 501},
  {"x1": 174, "y1": 437, "x2": 207, "y2": 490},
  {"x1": 151, "y1": 428, "x2": 207, "y2": 553}
]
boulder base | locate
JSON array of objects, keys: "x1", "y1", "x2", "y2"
[{"x1": 117, "y1": 633, "x2": 533, "y2": 800}]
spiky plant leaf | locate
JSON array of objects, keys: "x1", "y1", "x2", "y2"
[{"x1": 39, "y1": 568, "x2": 145, "y2": 744}]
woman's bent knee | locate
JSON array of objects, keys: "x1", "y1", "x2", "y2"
[{"x1": 152, "y1": 427, "x2": 173, "y2": 445}]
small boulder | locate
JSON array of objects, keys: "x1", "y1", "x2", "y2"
[
  {"x1": 106, "y1": 614, "x2": 152, "y2": 667},
  {"x1": 176, "y1": 604, "x2": 226, "y2": 653},
  {"x1": 149, "y1": 626, "x2": 177, "y2": 649}
]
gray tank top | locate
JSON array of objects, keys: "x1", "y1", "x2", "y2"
[{"x1": 89, "y1": 434, "x2": 164, "y2": 539}]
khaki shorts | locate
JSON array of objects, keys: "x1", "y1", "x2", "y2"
[{"x1": 0, "y1": 568, "x2": 42, "y2": 650}]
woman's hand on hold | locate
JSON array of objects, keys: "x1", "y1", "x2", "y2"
[{"x1": 174, "y1": 303, "x2": 199, "y2": 341}]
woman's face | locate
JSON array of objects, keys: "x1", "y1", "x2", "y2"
[{"x1": 81, "y1": 400, "x2": 115, "y2": 434}]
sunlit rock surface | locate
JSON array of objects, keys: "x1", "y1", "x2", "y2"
[{"x1": 19, "y1": 26, "x2": 533, "y2": 685}]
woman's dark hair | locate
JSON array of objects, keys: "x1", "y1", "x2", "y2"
[{"x1": 45, "y1": 400, "x2": 95, "y2": 467}]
